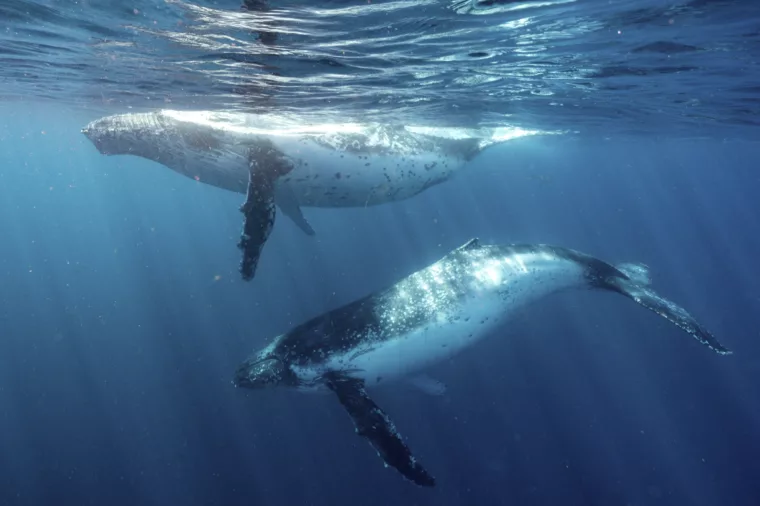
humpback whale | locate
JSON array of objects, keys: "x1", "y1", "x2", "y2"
[
  {"x1": 82, "y1": 110, "x2": 532, "y2": 281},
  {"x1": 233, "y1": 238, "x2": 730, "y2": 487}
]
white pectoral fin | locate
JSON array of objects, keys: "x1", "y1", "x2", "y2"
[
  {"x1": 407, "y1": 374, "x2": 447, "y2": 396},
  {"x1": 274, "y1": 184, "x2": 315, "y2": 236}
]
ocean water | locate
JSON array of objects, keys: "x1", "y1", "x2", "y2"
[{"x1": 1, "y1": 1, "x2": 760, "y2": 505}]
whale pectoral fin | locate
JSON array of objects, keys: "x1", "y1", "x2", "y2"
[
  {"x1": 275, "y1": 184, "x2": 315, "y2": 236},
  {"x1": 324, "y1": 372, "x2": 436, "y2": 487},
  {"x1": 606, "y1": 276, "x2": 731, "y2": 355},
  {"x1": 238, "y1": 164, "x2": 277, "y2": 281},
  {"x1": 407, "y1": 374, "x2": 447, "y2": 396},
  {"x1": 238, "y1": 143, "x2": 294, "y2": 281}
]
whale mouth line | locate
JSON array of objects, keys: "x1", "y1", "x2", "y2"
[{"x1": 233, "y1": 355, "x2": 289, "y2": 389}]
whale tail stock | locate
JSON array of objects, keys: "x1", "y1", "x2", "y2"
[{"x1": 598, "y1": 261, "x2": 731, "y2": 355}]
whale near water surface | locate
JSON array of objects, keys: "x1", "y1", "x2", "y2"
[{"x1": 82, "y1": 109, "x2": 538, "y2": 281}]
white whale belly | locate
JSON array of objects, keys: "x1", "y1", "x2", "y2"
[
  {"x1": 344, "y1": 299, "x2": 506, "y2": 386},
  {"x1": 158, "y1": 134, "x2": 464, "y2": 208},
  {"x1": 292, "y1": 257, "x2": 587, "y2": 391},
  {"x1": 271, "y1": 138, "x2": 463, "y2": 208}
]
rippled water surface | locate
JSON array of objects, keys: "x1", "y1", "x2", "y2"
[{"x1": 1, "y1": 0, "x2": 759, "y2": 136}]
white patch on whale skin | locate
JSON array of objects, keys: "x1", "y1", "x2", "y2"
[
  {"x1": 142, "y1": 132, "x2": 461, "y2": 207},
  {"x1": 267, "y1": 135, "x2": 461, "y2": 207},
  {"x1": 407, "y1": 375, "x2": 447, "y2": 396},
  {"x1": 292, "y1": 250, "x2": 586, "y2": 390}
]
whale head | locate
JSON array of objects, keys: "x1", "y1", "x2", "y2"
[
  {"x1": 83, "y1": 112, "x2": 172, "y2": 156},
  {"x1": 82, "y1": 111, "x2": 223, "y2": 168},
  {"x1": 233, "y1": 354, "x2": 298, "y2": 390}
]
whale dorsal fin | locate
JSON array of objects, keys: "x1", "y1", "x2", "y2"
[
  {"x1": 615, "y1": 262, "x2": 651, "y2": 286},
  {"x1": 457, "y1": 238, "x2": 480, "y2": 251}
]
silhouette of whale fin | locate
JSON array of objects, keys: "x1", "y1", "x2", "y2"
[
  {"x1": 275, "y1": 185, "x2": 315, "y2": 236},
  {"x1": 238, "y1": 141, "x2": 293, "y2": 281},
  {"x1": 324, "y1": 372, "x2": 436, "y2": 487}
]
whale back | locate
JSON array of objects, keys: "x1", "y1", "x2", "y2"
[{"x1": 267, "y1": 242, "x2": 589, "y2": 372}]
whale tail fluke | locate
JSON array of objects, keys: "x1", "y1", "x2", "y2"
[{"x1": 603, "y1": 271, "x2": 731, "y2": 355}]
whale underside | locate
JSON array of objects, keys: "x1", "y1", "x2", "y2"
[
  {"x1": 233, "y1": 238, "x2": 731, "y2": 487},
  {"x1": 82, "y1": 109, "x2": 508, "y2": 282}
]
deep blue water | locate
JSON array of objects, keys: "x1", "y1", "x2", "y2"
[
  {"x1": 2, "y1": 0, "x2": 760, "y2": 505},
  {"x1": 1, "y1": 105, "x2": 759, "y2": 505}
]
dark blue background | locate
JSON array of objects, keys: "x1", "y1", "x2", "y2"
[{"x1": 1, "y1": 106, "x2": 759, "y2": 505}]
